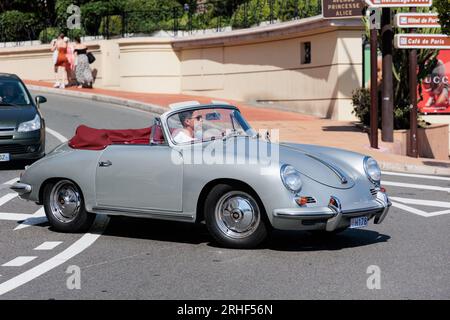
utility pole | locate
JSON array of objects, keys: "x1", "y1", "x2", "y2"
[
  {"x1": 381, "y1": 8, "x2": 394, "y2": 142},
  {"x1": 369, "y1": 8, "x2": 380, "y2": 149},
  {"x1": 408, "y1": 7, "x2": 418, "y2": 157}
]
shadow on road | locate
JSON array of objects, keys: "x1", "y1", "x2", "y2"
[
  {"x1": 100, "y1": 216, "x2": 390, "y2": 251},
  {"x1": 102, "y1": 216, "x2": 211, "y2": 245},
  {"x1": 265, "y1": 229, "x2": 390, "y2": 251},
  {"x1": 0, "y1": 160, "x2": 30, "y2": 171}
]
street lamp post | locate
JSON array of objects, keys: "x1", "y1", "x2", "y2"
[
  {"x1": 381, "y1": 8, "x2": 394, "y2": 142},
  {"x1": 408, "y1": 7, "x2": 419, "y2": 158},
  {"x1": 184, "y1": 3, "x2": 191, "y2": 33},
  {"x1": 173, "y1": 7, "x2": 179, "y2": 36}
]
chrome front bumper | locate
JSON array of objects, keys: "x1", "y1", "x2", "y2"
[
  {"x1": 272, "y1": 192, "x2": 391, "y2": 231},
  {"x1": 10, "y1": 182, "x2": 32, "y2": 196}
]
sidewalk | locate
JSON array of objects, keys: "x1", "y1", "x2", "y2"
[{"x1": 25, "y1": 80, "x2": 450, "y2": 176}]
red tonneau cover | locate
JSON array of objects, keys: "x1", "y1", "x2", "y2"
[{"x1": 69, "y1": 125, "x2": 151, "y2": 150}]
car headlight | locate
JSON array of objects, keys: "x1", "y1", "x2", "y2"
[
  {"x1": 280, "y1": 164, "x2": 303, "y2": 193},
  {"x1": 364, "y1": 156, "x2": 381, "y2": 184},
  {"x1": 18, "y1": 114, "x2": 41, "y2": 132}
]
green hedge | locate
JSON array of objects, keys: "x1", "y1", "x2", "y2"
[
  {"x1": 0, "y1": 10, "x2": 41, "y2": 42},
  {"x1": 231, "y1": 0, "x2": 321, "y2": 29},
  {"x1": 38, "y1": 27, "x2": 60, "y2": 44},
  {"x1": 1, "y1": 0, "x2": 324, "y2": 41}
]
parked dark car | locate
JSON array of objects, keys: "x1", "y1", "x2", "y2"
[{"x1": 0, "y1": 73, "x2": 46, "y2": 163}]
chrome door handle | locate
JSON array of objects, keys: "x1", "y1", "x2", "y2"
[{"x1": 99, "y1": 160, "x2": 112, "y2": 167}]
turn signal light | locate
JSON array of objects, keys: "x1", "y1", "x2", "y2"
[
  {"x1": 329, "y1": 198, "x2": 336, "y2": 207},
  {"x1": 380, "y1": 187, "x2": 386, "y2": 193},
  {"x1": 296, "y1": 197, "x2": 308, "y2": 206}
]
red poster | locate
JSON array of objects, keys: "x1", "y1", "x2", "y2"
[{"x1": 418, "y1": 50, "x2": 450, "y2": 114}]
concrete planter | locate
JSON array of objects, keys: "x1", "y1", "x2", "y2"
[{"x1": 386, "y1": 124, "x2": 449, "y2": 160}]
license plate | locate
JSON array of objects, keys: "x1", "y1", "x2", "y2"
[
  {"x1": 0, "y1": 153, "x2": 10, "y2": 162},
  {"x1": 350, "y1": 216, "x2": 368, "y2": 229}
]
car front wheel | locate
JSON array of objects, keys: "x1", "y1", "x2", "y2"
[
  {"x1": 204, "y1": 184, "x2": 268, "y2": 249},
  {"x1": 43, "y1": 179, "x2": 95, "y2": 233}
]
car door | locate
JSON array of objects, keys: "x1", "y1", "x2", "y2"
[{"x1": 95, "y1": 144, "x2": 183, "y2": 212}]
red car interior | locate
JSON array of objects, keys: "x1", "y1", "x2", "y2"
[{"x1": 69, "y1": 125, "x2": 165, "y2": 150}]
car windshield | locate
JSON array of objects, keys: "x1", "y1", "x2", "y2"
[
  {"x1": 0, "y1": 79, "x2": 31, "y2": 106},
  {"x1": 167, "y1": 107, "x2": 256, "y2": 145}
]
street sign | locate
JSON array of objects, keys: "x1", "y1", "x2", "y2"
[
  {"x1": 394, "y1": 34, "x2": 450, "y2": 49},
  {"x1": 322, "y1": 0, "x2": 365, "y2": 19},
  {"x1": 394, "y1": 13, "x2": 440, "y2": 28},
  {"x1": 364, "y1": 0, "x2": 433, "y2": 8},
  {"x1": 368, "y1": 7, "x2": 381, "y2": 29}
]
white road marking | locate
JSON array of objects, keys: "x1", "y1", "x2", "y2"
[
  {"x1": 0, "y1": 193, "x2": 17, "y2": 207},
  {"x1": 391, "y1": 202, "x2": 431, "y2": 217},
  {"x1": 46, "y1": 127, "x2": 68, "y2": 143},
  {"x1": 391, "y1": 197, "x2": 450, "y2": 217},
  {"x1": 390, "y1": 197, "x2": 450, "y2": 208},
  {"x1": 2, "y1": 257, "x2": 37, "y2": 267},
  {"x1": 2, "y1": 177, "x2": 19, "y2": 186},
  {"x1": 14, "y1": 208, "x2": 47, "y2": 231},
  {"x1": 0, "y1": 215, "x2": 109, "y2": 296},
  {"x1": 428, "y1": 209, "x2": 450, "y2": 216},
  {"x1": 34, "y1": 241, "x2": 62, "y2": 251},
  {"x1": 0, "y1": 213, "x2": 34, "y2": 221},
  {"x1": 382, "y1": 181, "x2": 450, "y2": 193},
  {"x1": 382, "y1": 171, "x2": 450, "y2": 181}
]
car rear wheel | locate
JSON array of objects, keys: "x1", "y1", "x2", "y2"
[
  {"x1": 204, "y1": 184, "x2": 268, "y2": 249},
  {"x1": 43, "y1": 180, "x2": 95, "y2": 233}
]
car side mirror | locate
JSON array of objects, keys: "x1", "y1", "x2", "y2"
[{"x1": 35, "y1": 96, "x2": 47, "y2": 105}]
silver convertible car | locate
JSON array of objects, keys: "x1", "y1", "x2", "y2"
[{"x1": 11, "y1": 102, "x2": 391, "y2": 248}]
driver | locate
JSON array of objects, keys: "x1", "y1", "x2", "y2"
[
  {"x1": 0, "y1": 85, "x2": 22, "y2": 104},
  {"x1": 172, "y1": 110, "x2": 203, "y2": 144}
]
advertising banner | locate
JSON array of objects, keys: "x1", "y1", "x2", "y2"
[{"x1": 418, "y1": 50, "x2": 450, "y2": 114}]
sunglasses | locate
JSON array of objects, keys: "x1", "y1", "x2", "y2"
[{"x1": 190, "y1": 115, "x2": 203, "y2": 121}]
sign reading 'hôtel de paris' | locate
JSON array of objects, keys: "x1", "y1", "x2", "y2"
[{"x1": 322, "y1": 0, "x2": 365, "y2": 19}]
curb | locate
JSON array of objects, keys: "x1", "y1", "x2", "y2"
[
  {"x1": 379, "y1": 161, "x2": 450, "y2": 177},
  {"x1": 27, "y1": 84, "x2": 167, "y2": 115},
  {"x1": 28, "y1": 84, "x2": 450, "y2": 177}
]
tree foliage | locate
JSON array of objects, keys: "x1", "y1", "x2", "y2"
[
  {"x1": 434, "y1": 0, "x2": 450, "y2": 35},
  {"x1": 0, "y1": 10, "x2": 41, "y2": 42},
  {"x1": 231, "y1": 0, "x2": 320, "y2": 29},
  {"x1": 0, "y1": 0, "x2": 324, "y2": 41}
]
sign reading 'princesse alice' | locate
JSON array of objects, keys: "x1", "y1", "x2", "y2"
[
  {"x1": 322, "y1": 0, "x2": 365, "y2": 19},
  {"x1": 394, "y1": 34, "x2": 450, "y2": 49},
  {"x1": 364, "y1": 0, "x2": 433, "y2": 7}
]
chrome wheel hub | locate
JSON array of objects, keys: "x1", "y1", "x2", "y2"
[
  {"x1": 50, "y1": 180, "x2": 81, "y2": 223},
  {"x1": 215, "y1": 191, "x2": 260, "y2": 239}
]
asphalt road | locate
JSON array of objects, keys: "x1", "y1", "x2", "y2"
[{"x1": 0, "y1": 91, "x2": 449, "y2": 300}]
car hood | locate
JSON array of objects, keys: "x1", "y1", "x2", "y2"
[
  {"x1": 0, "y1": 106, "x2": 36, "y2": 129},
  {"x1": 278, "y1": 143, "x2": 359, "y2": 189},
  {"x1": 217, "y1": 137, "x2": 361, "y2": 190}
]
